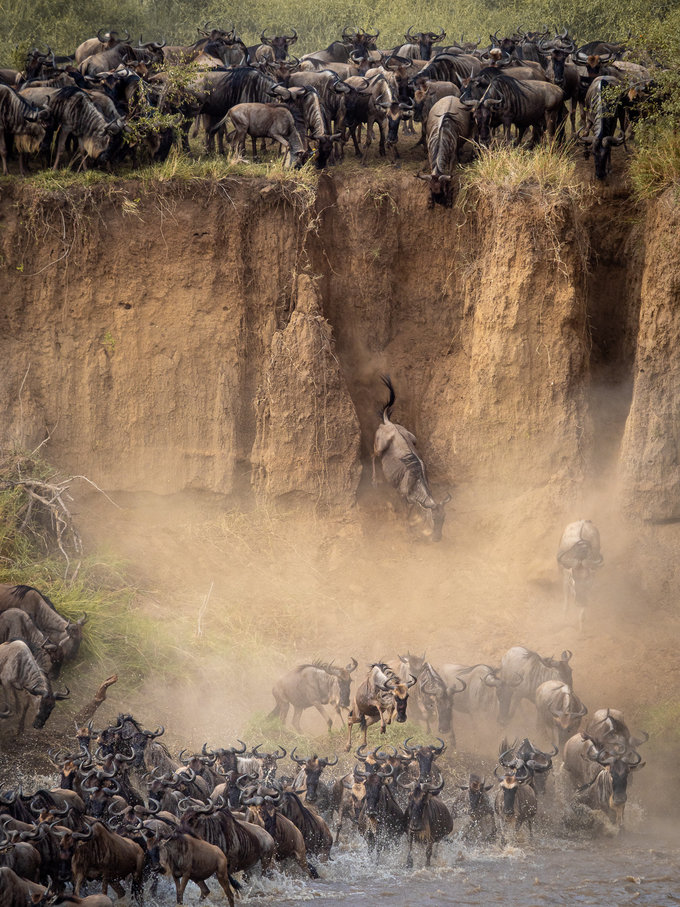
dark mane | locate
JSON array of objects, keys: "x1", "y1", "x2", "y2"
[
  {"x1": 11, "y1": 584, "x2": 58, "y2": 611},
  {"x1": 400, "y1": 451, "x2": 427, "y2": 483}
]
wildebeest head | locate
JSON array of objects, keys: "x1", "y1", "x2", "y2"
[
  {"x1": 359, "y1": 763, "x2": 392, "y2": 817},
  {"x1": 540, "y1": 650, "x2": 573, "y2": 686},
  {"x1": 402, "y1": 736, "x2": 446, "y2": 779},
  {"x1": 379, "y1": 675, "x2": 416, "y2": 722},
  {"x1": 58, "y1": 614, "x2": 87, "y2": 661},
  {"x1": 342, "y1": 27, "x2": 380, "y2": 60},
  {"x1": 586, "y1": 744, "x2": 644, "y2": 824},
  {"x1": 291, "y1": 749, "x2": 338, "y2": 802},
  {"x1": 405, "y1": 26, "x2": 447, "y2": 60},
  {"x1": 32, "y1": 684, "x2": 70, "y2": 729},
  {"x1": 402, "y1": 775, "x2": 444, "y2": 832},
  {"x1": 463, "y1": 772, "x2": 494, "y2": 812},
  {"x1": 260, "y1": 29, "x2": 298, "y2": 61},
  {"x1": 426, "y1": 493, "x2": 452, "y2": 541}
]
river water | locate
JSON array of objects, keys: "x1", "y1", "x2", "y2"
[{"x1": 155, "y1": 815, "x2": 680, "y2": 907}]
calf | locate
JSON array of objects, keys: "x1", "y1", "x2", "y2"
[{"x1": 219, "y1": 102, "x2": 305, "y2": 168}]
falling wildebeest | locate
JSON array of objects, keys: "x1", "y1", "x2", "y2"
[
  {"x1": 557, "y1": 520, "x2": 603, "y2": 630},
  {"x1": 269, "y1": 659, "x2": 358, "y2": 732},
  {"x1": 373, "y1": 375, "x2": 450, "y2": 541}
]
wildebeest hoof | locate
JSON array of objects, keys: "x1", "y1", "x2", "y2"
[{"x1": 406, "y1": 856, "x2": 413, "y2": 869}]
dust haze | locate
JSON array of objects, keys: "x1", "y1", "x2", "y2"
[{"x1": 71, "y1": 395, "x2": 680, "y2": 825}]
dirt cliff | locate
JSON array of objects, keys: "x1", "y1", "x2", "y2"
[{"x1": 0, "y1": 172, "x2": 677, "y2": 529}]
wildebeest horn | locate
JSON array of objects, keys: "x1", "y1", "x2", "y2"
[
  {"x1": 540, "y1": 744, "x2": 559, "y2": 758},
  {"x1": 251, "y1": 743, "x2": 264, "y2": 757},
  {"x1": 403, "y1": 737, "x2": 418, "y2": 754},
  {"x1": 483, "y1": 669, "x2": 501, "y2": 687},
  {"x1": 422, "y1": 773, "x2": 445, "y2": 794},
  {"x1": 346, "y1": 658, "x2": 358, "y2": 673},
  {"x1": 55, "y1": 687, "x2": 70, "y2": 701},
  {"x1": 397, "y1": 775, "x2": 417, "y2": 789},
  {"x1": 322, "y1": 753, "x2": 339, "y2": 766},
  {"x1": 146, "y1": 726, "x2": 164, "y2": 737},
  {"x1": 407, "y1": 674, "x2": 418, "y2": 688},
  {"x1": 229, "y1": 739, "x2": 247, "y2": 754},
  {"x1": 376, "y1": 746, "x2": 397, "y2": 760},
  {"x1": 493, "y1": 764, "x2": 506, "y2": 781},
  {"x1": 377, "y1": 763, "x2": 394, "y2": 779},
  {"x1": 178, "y1": 749, "x2": 191, "y2": 766},
  {"x1": 405, "y1": 25, "x2": 417, "y2": 39},
  {"x1": 622, "y1": 749, "x2": 642, "y2": 766},
  {"x1": 342, "y1": 26, "x2": 358, "y2": 39},
  {"x1": 236, "y1": 773, "x2": 258, "y2": 790},
  {"x1": 290, "y1": 747, "x2": 307, "y2": 765},
  {"x1": 498, "y1": 745, "x2": 517, "y2": 767},
  {"x1": 285, "y1": 28, "x2": 298, "y2": 43}
]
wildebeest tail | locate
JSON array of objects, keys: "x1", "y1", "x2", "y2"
[
  {"x1": 228, "y1": 874, "x2": 242, "y2": 890},
  {"x1": 379, "y1": 374, "x2": 395, "y2": 421}
]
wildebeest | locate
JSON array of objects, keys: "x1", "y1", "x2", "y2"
[
  {"x1": 417, "y1": 663, "x2": 467, "y2": 742},
  {"x1": 356, "y1": 764, "x2": 406, "y2": 855},
  {"x1": 0, "y1": 87, "x2": 48, "y2": 176},
  {"x1": 346, "y1": 663, "x2": 416, "y2": 749},
  {"x1": 411, "y1": 52, "x2": 482, "y2": 86},
  {"x1": 401, "y1": 736, "x2": 447, "y2": 780},
  {"x1": 450, "y1": 773, "x2": 496, "y2": 843},
  {"x1": 0, "y1": 640, "x2": 70, "y2": 732},
  {"x1": 219, "y1": 103, "x2": 306, "y2": 168},
  {"x1": 154, "y1": 830, "x2": 236, "y2": 905},
  {"x1": 498, "y1": 646, "x2": 573, "y2": 724},
  {"x1": 400, "y1": 775, "x2": 452, "y2": 867},
  {"x1": 243, "y1": 795, "x2": 315, "y2": 877},
  {"x1": 373, "y1": 376, "x2": 450, "y2": 540},
  {"x1": 498, "y1": 737, "x2": 556, "y2": 795},
  {"x1": 494, "y1": 765, "x2": 537, "y2": 839},
  {"x1": 251, "y1": 29, "x2": 298, "y2": 63},
  {"x1": 417, "y1": 95, "x2": 472, "y2": 207},
  {"x1": 269, "y1": 659, "x2": 357, "y2": 731},
  {"x1": 342, "y1": 74, "x2": 393, "y2": 162},
  {"x1": 290, "y1": 749, "x2": 338, "y2": 813},
  {"x1": 180, "y1": 803, "x2": 275, "y2": 874},
  {"x1": 557, "y1": 520, "x2": 604, "y2": 629},
  {"x1": 75, "y1": 29, "x2": 130, "y2": 64},
  {"x1": 445, "y1": 663, "x2": 522, "y2": 727},
  {"x1": 275, "y1": 790, "x2": 333, "y2": 862},
  {"x1": 63, "y1": 821, "x2": 145, "y2": 899},
  {"x1": 578, "y1": 75, "x2": 627, "y2": 180},
  {"x1": 0, "y1": 608, "x2": 61, "y2": 676},
  {"x1": 0, "y1": 866, "x2": 46, "y2": 907},
  {"x1": 570, "y1": 743, "x2": 644, "y2": 828},
  {"x1": 396, "y1": 27, "x2": 447, "y2": 61},
  {"x1": 461, "y1": 71, "x2": 565, "y2": 144},
  {"x1": 584, "y1": 707, "x2": 648, "y2": 752},
  {"x1": 535, "y1": 680, "x2": 588, "y2": 749}
]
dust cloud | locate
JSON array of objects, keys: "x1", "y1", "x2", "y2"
[{"x1": 71, "y1": 431, "x2": 680, "y2": 825}]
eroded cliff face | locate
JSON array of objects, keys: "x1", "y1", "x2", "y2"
[{"x1": 0, "y1": 174, "x2": 676, "y2": 525}]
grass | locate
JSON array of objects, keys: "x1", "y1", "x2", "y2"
[
  {"x1": 460, "y1": 140, "x2": 588, "y2": 208},
  {"x1": 630, "y1": 128, "x2": 680, "y2": 201}
]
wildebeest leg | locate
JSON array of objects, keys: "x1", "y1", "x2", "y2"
[
  {"x1": 425, "y1": 840, "x2": 434, "y2": 867},
  {"x1": 313, "y1": 701, "x2": 333, "y2": 731},
  {"x1": 349, "y1": 125, "x2": 361, "y2": 157},
  {"x1": 405, "y1": 834, "x2": 414, "y2": 869},
  {"x1": 53, "y1": 126, "x2": 71, "y2": 169},
  {"x1": 16, "y1": 693, "x2": 31, "y2": 735},
  {"x1": 0, "y1": 133, "x2": 7, "y2": 175},
  {"x1": 216, "y1": 866, "x2": 235, "y2": 907},
  {"x1": 377, "y1": 118, "x2": 386, "y2": 157},
  {"x1": 172, "y1": 874, "x2": 183, "y2": 903},
  {"x1": 251, "y1": 135, "x2": 258, "y2": 161},
  {"x1": 195, "y1": 877, "x2": 210, "y2": 898},
  {"x1": 292, "y1": 705, "x2": 304, "y2": 732},
  {"x1": 372, "y1": 454, "x2": 378, "y2": 487},
  {"x1": 271, "y1": 133, "x2": 291, "y2": 167},
  {"x1": 109, "y1": 880, "x2": 125, "y2": 899}
]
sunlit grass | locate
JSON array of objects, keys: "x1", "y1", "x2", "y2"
[{"x1": 460, "y1": 140, "x2": 587, "y2": 207}]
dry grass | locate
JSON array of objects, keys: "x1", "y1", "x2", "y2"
[{"x1": 460, "y1": 141, "x2": 588, "y2": 208}]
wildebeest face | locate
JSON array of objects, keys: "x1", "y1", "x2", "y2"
[{"x1": 393, "y1": 688, "x2": 409, "y2": 722}]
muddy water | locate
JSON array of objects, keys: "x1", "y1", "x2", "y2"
[{"x1": 160, "y1": 822, "x2": 680, "y2": 907}]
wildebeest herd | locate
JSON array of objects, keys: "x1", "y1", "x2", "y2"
[
  {"x1": 0, "y1": 21, "x2": 657, "y2": 198},
  {"x1": 0, "y1": 643, "x2": 647, "y2": 906}
]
